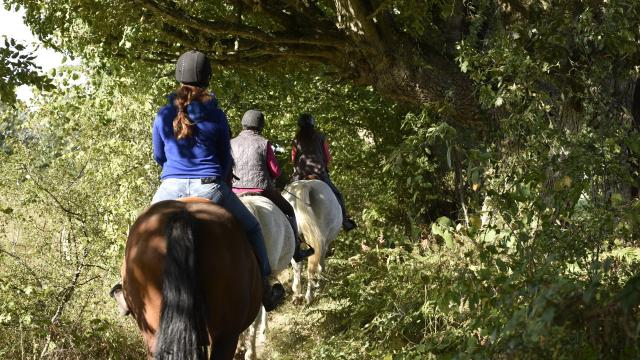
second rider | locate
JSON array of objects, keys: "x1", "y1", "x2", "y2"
[{"x1": 231, "y1": 110, "x2": 315, "y2": 262}]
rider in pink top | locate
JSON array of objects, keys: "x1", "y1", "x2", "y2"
[
  {"x1": 291, "y1": 137, "x2": 332, "y2": 165},
  {"x1": 291, "y1": 113, "x2": 357, "y2": 231}
]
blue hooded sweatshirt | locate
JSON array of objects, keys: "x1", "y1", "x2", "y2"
[{"x1": 152, "y1": 93, "x2": 232, "y2": 180}]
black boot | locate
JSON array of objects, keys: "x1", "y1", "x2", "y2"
[
  {"x1": 343, "y1": 218, "x2": 357, "y2": 232},
  {"x1": 262, "y1": 278, "x2": 285, "y2": 312},
  {"x1": 293, "y1": 242, "x2": 315, "y2": 262},
  {"x1": 287, "y1": 215, "x2": 314, "y2": 262}
]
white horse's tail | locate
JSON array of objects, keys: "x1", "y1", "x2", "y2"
[
  {"x1": 239, "y1": 195, "x2": 294, "y2": 273},
  {"x1": 294, "y1": 183, "x2": 326, "y2": 257}
]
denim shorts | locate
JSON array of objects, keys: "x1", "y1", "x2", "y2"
[
  {"x1": 151, "y1": 178, "x2": 223, "y2": 204},
  {"x1": 150, "y1": 177, "x2": 261, "y2": 237}
]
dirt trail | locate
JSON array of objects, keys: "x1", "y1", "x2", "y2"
[{"x1": 246, "y1": 267, "x2": 339, "y2": 359}]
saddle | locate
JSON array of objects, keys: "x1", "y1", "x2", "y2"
[
  {"x1": 178, "y1": 197, "x2": 212, "y2": 203},
  {"x1": 237, "y1": 191, "x2": 263, "y2": 198}
]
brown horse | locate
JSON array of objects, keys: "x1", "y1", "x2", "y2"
[{"x1": 119, "y1": 198, "x2": 262, "y2": 359}]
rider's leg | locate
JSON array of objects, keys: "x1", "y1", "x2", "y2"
[
  {"x1": 213, "y1": 181, "x2": 284, "y2": 311},
  {"x1": 319, "y1": 174, "x2": 357, "y2": 231},
  {"x1": 261, "y1": 189, "x2": 314, "y2": 262}
]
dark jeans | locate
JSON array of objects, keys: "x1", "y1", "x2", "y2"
[
  {"x1": 292, "y1": 171, "x2": 349, "y2": 220},
  {"x1": 261, "y1": 188, "x2": 295, "y2": 218},
  {"x1": 319, "y1": 174, "x2": 348, "y2": 220}
]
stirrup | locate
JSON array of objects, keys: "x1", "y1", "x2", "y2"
[
  {"x1": 293, "y1": 244, "x2": 315, "y2": 262},
  {"x1": 343, "y1": 218, "x2": 357, "y2": 232}
]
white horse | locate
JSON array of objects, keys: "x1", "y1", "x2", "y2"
[
  {"x1": 237, "y1": 195, "x2": 295, "y2": 360},
  {"x1": 283, "y1": 179, "x2": 342, "y2": 305}
]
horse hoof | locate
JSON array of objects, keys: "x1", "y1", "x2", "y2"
[{"x1": 292, "y1": 295, "x2": 304, "y2": 306}]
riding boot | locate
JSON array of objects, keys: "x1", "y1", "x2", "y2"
[
  {"x1": 287, "y1": 215, "x2": 314, "y2": 262},
  {"x1": 343, "y1": 217, "x2": 357, "y2": 232},
  {"x1": 319, "y1": 174, "x2": 357, "y2": 232},
  {"x1": 262, "y1": 278, "x2": 284, "y2": 312}
]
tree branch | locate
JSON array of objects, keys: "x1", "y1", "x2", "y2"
[
  {"x1": 334, "y1": 0, "x2": 383, "y2": 49},
  {"x1": 50, "y1": 247, "x2": 89, "y2": 328},
  {"x1": 239, "y1": 0, "x2": 295, "y2": 29},
  {"x1": 23, "y1": 167, "x2": 84, "y2": 221},
  {"x1": 279, "y1": 0, "x2": 339, "y2": 29},
  {"x1": 134, "y1": 0, "x2": 347, "y2": 49},
  {"x1": 161, "y1": 23, "x2": 200, "y2": 49},
  {"x1": 0, "y1": 246, "x2": 44, "y2": 288},
  {"x1": 367, "y1": 0, "x2": 392, "y2": 19}
]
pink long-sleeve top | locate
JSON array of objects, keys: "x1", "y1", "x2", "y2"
[{"x1": 291, "y1": 139, "x2": 332, "y2": 166}]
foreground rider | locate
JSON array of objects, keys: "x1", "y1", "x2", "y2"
[
  {"x1": 291, "y1": 113, "x2": 357, "y2": 231},
  {"x1": 149, "y1": 51, "x2": 284, "y2": 311},
  {"x1": 230, "y1": 110, "x2": 315, "y2": 262}
]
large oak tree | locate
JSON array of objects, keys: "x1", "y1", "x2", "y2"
[
  {"x1": 9, "y1": 0, "x2": 487, "y2": 121},
  {"x1": 8, "y1": 0, "x2": 640, "y2": 125}
]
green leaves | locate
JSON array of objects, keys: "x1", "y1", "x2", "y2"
[
  {"x1": 431, "y1": 216, "x2": 454, "y2": 248},
  {"x1": 0, "y1": 36, "x2": 52, "y2": 104},
  {"x1": 0, "y1": 206, "x2": 13, "y2": 214}
]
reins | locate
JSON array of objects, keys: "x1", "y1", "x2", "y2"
[{"x1": 282, "y1": 188, "x2": 311, "y2": 207}]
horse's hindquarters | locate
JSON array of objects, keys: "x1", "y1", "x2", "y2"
[
  {"x1": 122, "y1": 200, "x2": 262, "y2": 358},
  {"x1": 239, "y1": 196, "x2": 295, "y2": 273},
  {"x1": 283, "y1": 180, "x2": 342, "y2": 305}
]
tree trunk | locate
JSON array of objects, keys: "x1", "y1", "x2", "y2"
[{"x1": 357, "y1": 49, "x2": 480, "y2": 125}]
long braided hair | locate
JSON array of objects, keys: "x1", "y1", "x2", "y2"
[{"x1": 173, "y1": 85, "x2": 212, "y2": 140}]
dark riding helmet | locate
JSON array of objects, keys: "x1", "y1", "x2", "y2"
[
  {"x1": 175, "y1": 50, "x2": 212, "y2": 88},
  {"x1": 297, "y1": 113, "x2": 315, "y2": 127},
  {"x1": 241, "y1": 110, "x2": 265, "y2": 131}
]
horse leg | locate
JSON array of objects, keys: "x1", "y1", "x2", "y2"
[
  {"x1": 142, "y1": 331, "x2": 157, "y2": 360},
  {"x1": 291, "y1": 259, "x2": 304, "y2": 305},
  {"x1": 242, "y1": 311, "x2": 260, "y2": 360},
  {"x1": 258, "y1": 305, "x2": 267, "y2": 343},
  {"x1": 305, "y1": 259, "x2": 321, "y2": 305},
  {"x1": 211, "y1": 334, "x2": 240, "y2": 360}
]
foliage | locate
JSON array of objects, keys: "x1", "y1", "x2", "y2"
[
  {"x1": 1, "y1": 0, "x2": 640, "y2": 359},
  {"x1": 271, "y1": 230, "x2": 639, "y2": 359},
  {"x1": 4, "y1": 0, "x2": 489, "y2": 118},
  {"x1": 0, "y1": 65, "x2": 157, "y2": 358},
  {"x1": 0, "y1": 36, "x2": 52, "y2": 103}
]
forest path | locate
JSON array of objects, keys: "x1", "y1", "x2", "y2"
[{"x1": 238, "y1": 263, "x2": 345, "y2": 359}]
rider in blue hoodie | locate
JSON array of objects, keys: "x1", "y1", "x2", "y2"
[
  {"x1": 150, "y1": 50, "x2": 284, "y2": 312},
  {"x1": 151, "y1": 92, "x2": 231, "y2": 182}
]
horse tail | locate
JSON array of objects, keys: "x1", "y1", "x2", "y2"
[
  {"x1": 155, "y1": 209, "x2": 208, "y2": 360},
  {"x1": 296, "y1": 182, "x2": 326, "y2": 257}
]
